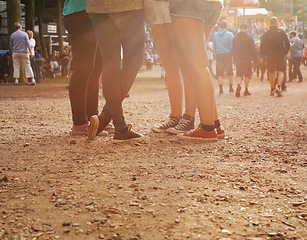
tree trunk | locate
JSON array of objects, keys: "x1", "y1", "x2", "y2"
[
  {"x1": 7, "y1": 0, "x2": 26, "y2": 83},
  {"x1": 56, "y1": 0, "x2": 64, "y2": 55},
  {"x1": 25, "y1": 0, "x2": 35, "y2": 32},
  {"x1": 36, "y1": 0, "x2": 48, "y2": 58}
]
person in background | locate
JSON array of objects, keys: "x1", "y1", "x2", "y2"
[
  {"x1": 289, "y1": 31, "x2": 304, "y2": 82},
  {"x1": 260, "y1": 17, "x2": 290, "y2": 97},
  {"x1": 213, "y1": 20, "x2": 234, "y2": 94},
  {"x1": 232, "y1": 23, "x2": 257, "y2": 97},
  {"x1": 10, "y1": 22, "x2": 35, "y2": 85},
  {"x1": 26, "y1": 30, "x2": 36, "y2": 84},
  {"x1": 207, "y1": 38, "x2": 216, "y2": 78}
]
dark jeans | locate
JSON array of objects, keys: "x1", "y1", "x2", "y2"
[
  {"x1": 89, "y1": 10, "x2": 145, "y2": 131},
  {"x1": 64, "y1": 11, "x2": 102, "y2": 126},
  {"x1": 289, "y1": 57, "x2": 303, "y2": 81}
]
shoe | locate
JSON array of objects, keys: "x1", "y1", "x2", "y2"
[
  {"x1": 229, "y1": 87, "x2": 234, "y2": 93},
  {"x1": 105, "y1": 124, "x2": 115, "y2": 134},
  {"x1": 178, "y1": 124, "x2": 218, "y2": 142},
  {"x1": 71, "y1": 123, "x2": 89, "y2": 136},
  {"x1": 166, "y1": 114, "x2": 195, "y2": 135},
  {"x1": 96, "y1": 115, "x2": 111, "y2": 135},
  {"x1": 15, "y1": 79, "x2": 19, "y2": 85},
  {"x1": 88, "y1": 115, "x2": 99, "y2": 140},
  {"x1": 30, "y1": 79, "x2": 36, "y2": 85},
  {"x1": 275, "y1": 87, "x2": 282, "y2": 97},
  {"x1": 270, "y1": 89, "x2": 275, "y2": 96},
  {"x1": 216, "y1": 127, "x2": 225, "y2": 139},
  {"x1": 235, "y1": 85, "x2": 241, "y2": 97},
  {"x1": 243, "y1": 89, "x2": 251, "y2": 96},
  {"x1": 113, "y1": 126, "x2": 144, "y2": 143},
  {"x1": 151, "y1": 115, "x2": 181, "y2": 133}
]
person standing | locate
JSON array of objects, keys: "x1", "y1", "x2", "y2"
[
  {"x1": 62, "y1": 0, "x2": 105, "y2": 138},
  {"x1": 87, "y1": 0, "x2": 145, "y2": 143},
  {"x1": 213, "y1": 20, "x2": 234, "y2": 94},
  {"x1": 289, "y1": 31, "x2": 304, "y2": 82},
  {"x1": 232, "y1": 23, "x2": 257, "y2": 97},
  {"x1": 26, "y1": 30, "x2": 36, "y2": 85},
  {"x1": 260, "y1": 17, "x2": 290, "y2": 97},
  {"x1": 10, "y1": 23, "x2": 35, "y2": 85},
  {"x1": 169, "y1": 0, "x2": 225, "y2": 141}
]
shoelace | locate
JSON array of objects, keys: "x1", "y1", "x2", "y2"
[
  {"x1": 175, "y1": 118, "x2": 190, "y2": 129},
  {"x1": 161, "y1": 118, "x2": 177, "y2": 128},
  {"x1": 186, "y1": 124, "x2": 201, "y2": 134}
]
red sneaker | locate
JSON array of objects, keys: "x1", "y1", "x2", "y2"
[
  {"x1": 178, "y1": 124, "x2": 218, "y2": 142},
  {"x1": 216, "y1": 127, "x2": 225, "y2": 139}
]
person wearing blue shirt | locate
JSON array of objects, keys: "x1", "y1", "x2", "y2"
[
  {"x1": 10, "y1": 22, "x2": 35, "y2": 85},
  {"x1": 289, "y1": 31, "x2": 304, "y2": 82},
  {"x1": 213, "y1": 20, "x2": 234, "y2": 94}
]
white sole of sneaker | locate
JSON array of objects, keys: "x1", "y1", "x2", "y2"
[
  {"x1": 166, "y1": 128, "x2": 185, "y2": 135},
  {"x1": 151, "y1": 127, "x2": 167, "y2": 133},
  {"x1": 218, "y1": 134, "x2": 225, "y2": 139},
  {"x1": 88, "y1": 115, "x2": 99, "y2": 140},
  {"x1": 178, "y1": 134, "x2": 218, "y2": 142},
  {"x1": 112, "y1": 136, "x2": 145, "y2": 143}
]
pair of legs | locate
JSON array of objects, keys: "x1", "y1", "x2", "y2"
[
  {"x1": 170, "y1": 16, "x2": 218, "y2": 128},
  {"x1": 89, "y1": 10, "x2": 145, "y2": 132},
  {"x1": 151, "y1": 23, "x2": 196, "y2": 118},
  {"x1": 64, "y1": 11, "x2": 102, "y2": 127},
  {"x1": 267, "y1": 58, "x2": 286, "y2": 97},
  {"x1": 216, "y1": 53, "x2": 234, "y2": 93},
  {"x1": 12, "y1": 52, "x2": 34, "y2": 83},
  {"x1": 289, "y1": 57, "x2": 303, "y2": 82}
]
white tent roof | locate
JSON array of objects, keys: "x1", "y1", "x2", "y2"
[{"x1": 237, "y1": 8, "x2": 269, "y2": 16}]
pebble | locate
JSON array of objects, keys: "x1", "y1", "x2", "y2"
[
  {"x1": 70, "y1": 139, "x2": 77, "y2": 145},
  {"x1": 98, "y1": 234, "x2": 105, "y2": 239},
  {"x1": 72, "y1": 222, "x2": 80, "y2": 227},
  {"x1": 62, "y1": 221, "x2": 70, "y2": 226}
]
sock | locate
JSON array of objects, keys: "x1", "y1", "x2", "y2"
[
  {"x1": 201, "y1": 124, "x2": 215, "y2": 132},
  {"x1": 219, "y1": 85, "x2": 223, "y2": 91},
  {"x1": 118, "y1": 127, "x2": 128, "y2": 134},
  {"x1": 214, "y1": 120, "x2": 221, "y2": 129},
  {"x1": 183, "y1": 114, "x2": 193, "y2": 120}
]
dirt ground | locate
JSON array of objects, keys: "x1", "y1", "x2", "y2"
[{"x1": 0, "y1": 66, "x2": 306, "y2": 240}]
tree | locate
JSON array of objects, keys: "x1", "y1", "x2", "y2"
[
  {"x1": 7, "y1": 0, "x2": 25, "y2": 83},
  {"x1": 56, "y1": 0, "x2": 64, "y2": 55},
  {"x1": 36, "y1": 0, "x2": 48, "y2": 58},
  {"x1": 25, "y1": 0, "x2": 35, "y2": 32}
]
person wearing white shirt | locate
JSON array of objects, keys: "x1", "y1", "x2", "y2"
[{"x1": 26, "y1": 30, "x2": 36, "y2": 84}]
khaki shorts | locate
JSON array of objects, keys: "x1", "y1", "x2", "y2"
[{"x1": 143, "y1": 0, "x2": 172, "y2": 25}]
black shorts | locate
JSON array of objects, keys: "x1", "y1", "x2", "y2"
[
  {"x1": 266, "y1": 57, "x2": 286, "y2": 73},
  {"x1": 235, "y1": 61, "x2": 252, "y2": 78},
  {"x1": 216, "y1": 53, "x2": 233, "y2": 78}
]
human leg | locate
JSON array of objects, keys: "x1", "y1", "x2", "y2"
[
  {"x1": 20, "y1": 53, "x2": 34, "y2": 80},
  {"x1": 171, "y1": 16, "x2": 215, "y2": 127},
  {"x1": 64, "y1": 11, "x2": 98, "y2": 127},
  {"x1": 151, "y1": 23, "x2": 183, "y2": 117},
  {"x1": 12, "y1": 52, "x2": 21, "y2": 83}
]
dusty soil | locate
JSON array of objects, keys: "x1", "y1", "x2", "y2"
[{"x1": 0, "y1": 66, "x2": 306, "y2": 240}]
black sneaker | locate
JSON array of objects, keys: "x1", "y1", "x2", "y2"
[
  {"x1": 235, "y1": 85, "x2": 241, "y2": 97},
  {"x1": 166, "y1": 114, "x2": 195, "y2": 134},
  {"x1": 151, "y1": 115, "x2": 181, "y2": 133},
  {"x1": 113, "y1": 126, "x2": 144, "y2": 143}
]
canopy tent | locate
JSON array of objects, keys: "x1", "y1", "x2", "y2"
[
  {"x1": 229, "y1": 0, "x2": 260, "y2": 8},
  {"x1": 236, "y1": 8, "x2": 269, "y2": 16}
]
